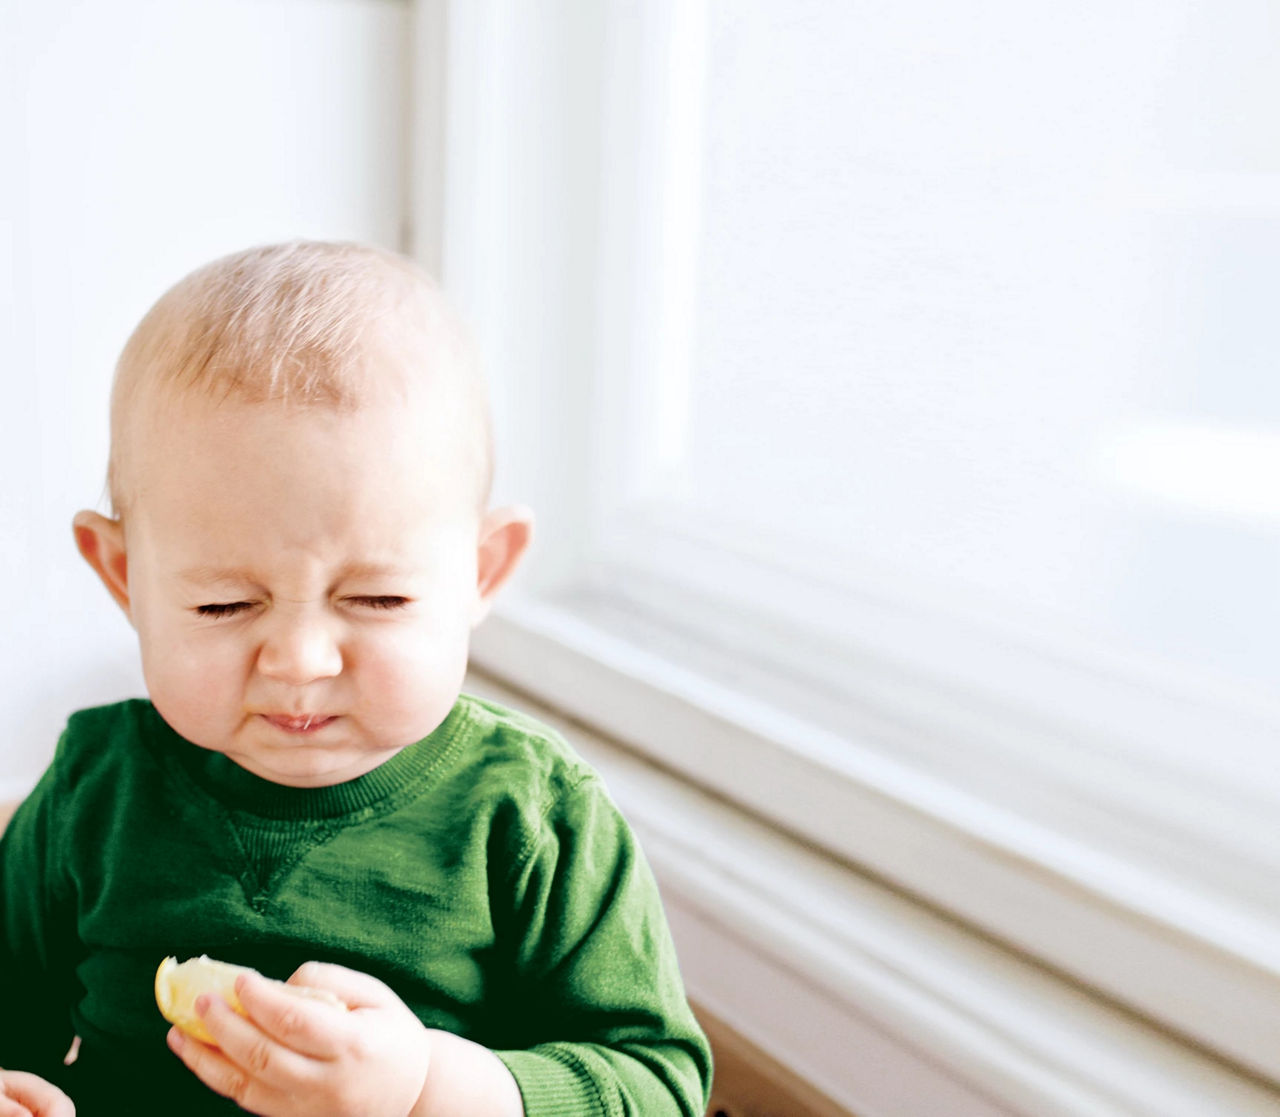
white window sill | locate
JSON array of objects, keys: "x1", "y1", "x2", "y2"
[
  {"x1": 470, "y1": 595, "x2": 1280, "y2": 1110},
  {"x1": 465, "y1": 667, "x2": 1280, "y2": 1115}
]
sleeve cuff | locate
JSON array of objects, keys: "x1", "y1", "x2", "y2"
[{"x1": 495, "y1": 1046, "x2": 612, "y2": 1117}]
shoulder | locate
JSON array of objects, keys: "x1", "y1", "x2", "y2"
[
  {"x1": 55, "y1": 697, "x2": 166, "y2": 787},
  {"x1": 61, "y1": 696, "x2": 160, "y2": 751},
  {"x1": 449, "y1": 692, "x2": 623, "y2": 849},
  {"x1": 452, "y1": 692, "x2": 601, "y2": 801},
  {"x1": 63, "y1": 696, "x2": 157, "y2": 738},
  {"x1": 5, "y1": 699, "x2": 162, "y2": 866}
]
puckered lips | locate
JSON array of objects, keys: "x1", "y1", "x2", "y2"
[{"x1": 260, "y1": 713, "x2": 338, "y2": 734}]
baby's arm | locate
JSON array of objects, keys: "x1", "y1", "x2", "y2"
[
  {"x1": 490, "y1": 773, "x2": 713, "y2": 1116},
  {"x1": 405, "y1": 1030, "x2": 524, "y2": 1117},
  {"x1": 168, "y1": 962, "x2": 523, "y2": 1117},
  {"x1": 0, "y1": 1069, "x2": 75, "y2": 1117},
  {"x1": 1, "y1": 763, "x2": 79, "y2": 1108}
]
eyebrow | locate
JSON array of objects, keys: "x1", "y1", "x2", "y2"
[
  {"x1": 177, "y1": 563, "x2": 409, "y2": 586},
  {"x1": 177, "y1": 566, "x2": 256, "y2": 587}
]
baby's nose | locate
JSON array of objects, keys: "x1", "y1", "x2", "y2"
[{"x1": 256, "y1": 612, "x2": 343, "y2": 684}]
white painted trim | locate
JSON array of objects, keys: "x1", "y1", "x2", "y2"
[
  {"x1": 466, "y1": 671, "x2": 1280, "y2": 1117},
  {"x1": 590, "y1": 0, "x2": 706, "y2": 510},
  {"x1": 470, "y1": 598, "x2": 1280, "y2": 1086},
  {"x1": 406, "y1": 0, "x2": 448, "y2": 271},
  {"x1": 428, "y1": 0, "x2": 605, "y2": 589}
]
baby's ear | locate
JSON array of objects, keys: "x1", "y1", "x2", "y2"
[
  {"x1": 73, "y1": 510, "x2": 132, "y2": 619},
  {"x1": 471, "y1": 505, "x2": 534, "y2": 627}
]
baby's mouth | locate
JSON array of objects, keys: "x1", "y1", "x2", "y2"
[{"x1": 262, "y1": 714, "x2": 338, "y2": 734}]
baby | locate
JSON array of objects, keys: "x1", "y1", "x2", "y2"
[{"x1": 0, "y1": 242, "x2": 712, "y2": 1116}]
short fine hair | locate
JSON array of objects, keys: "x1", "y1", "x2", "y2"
[{"x1": 107, "y1": 240, "x2": 492, "y2": 514}]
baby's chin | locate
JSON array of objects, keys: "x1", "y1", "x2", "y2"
[
  {"x1": 193, "y1": 723, "x2": 411, "y2": 788},
  {"x1": 166, "y1": 703, "x2": 460, "y2": 787},
  {"x1": 221, "y1": 745, "x2": 406, "y2": 788}
]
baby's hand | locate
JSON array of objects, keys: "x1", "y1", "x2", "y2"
[
  {"x1": 0, "y1": 1069, "x2": 75, "y2": 1117},
  {"x1": 166, "y1": 961, "x2": 431, "y2": 1117}
]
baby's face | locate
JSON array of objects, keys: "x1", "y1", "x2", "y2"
[{"x1": 117, "y1": 391, "x2": 488, "y2": 787}]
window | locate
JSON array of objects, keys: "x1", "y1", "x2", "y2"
[{"x1": 427, "y1": 0, "x2": 1280, "y2": 1087}]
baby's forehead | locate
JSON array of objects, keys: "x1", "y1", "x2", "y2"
[
  {"x1": 115, "y1": 364, "x2": 491, "y2": 527},
  {"x1": 132, "y1": 358, "x2": 482, "y2": 468},
  {"x1": 122, "y1": 385, "x2": 487, "y2": 531}
]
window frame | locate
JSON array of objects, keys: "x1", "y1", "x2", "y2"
[{"x1": 420, "y1": 0, "x2": 1280, "y2": 1089}]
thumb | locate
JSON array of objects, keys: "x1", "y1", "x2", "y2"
[{"x1": 289, "y1": 961, "x2": 399, "y2": 1010}]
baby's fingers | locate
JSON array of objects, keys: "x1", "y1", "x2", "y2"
[
  {"x1": 234, "y1": 971, "x2": 350, "y2": 1059},
  {"x1": 0, "y1": 1071, "x2": 75, "y2": 1117},
  {"x1": 288, "y1": 961, "x2": 400, "y2": 1011},
  {"x1": 168, "y1": 1026, "x2": 275, "y2": 1114}
]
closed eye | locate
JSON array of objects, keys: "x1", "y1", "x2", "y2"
[
  {"x1": 196, "y1": 601, "x2": 254, "y2": 618},
  {"x1": 347, "y1": 596, "x2": 411, "y2": 610}
]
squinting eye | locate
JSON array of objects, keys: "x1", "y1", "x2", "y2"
[
  {"x1": 348, "y1": 596, "x2": 411, "y2": 611},
  {"x1": 196, "y1": 602, "x2": 253, "y2": 618}
]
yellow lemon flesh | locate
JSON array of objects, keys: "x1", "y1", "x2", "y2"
[
  {"x1": 155, "y1": 955, "x2": 345, "y2": 1045},
  {"x1": 155, "y1": 955, "x2": 253, "y2": 1044}
]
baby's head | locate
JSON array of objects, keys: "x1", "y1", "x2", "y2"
[
  {"x1": 74, "y1": 241, "x2": 532, "y2": 788},
  {"x1": 106, "y1": 240, "x2": 494, "y2": 517}
]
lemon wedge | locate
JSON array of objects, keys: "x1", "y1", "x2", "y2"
[{"x1": 155, "y1": 955, "x2": 344, "y2": 1044}]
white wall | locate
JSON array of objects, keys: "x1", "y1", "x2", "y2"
[{"x1": 1, "y1": 0, "x2": 409, "y2": 792}]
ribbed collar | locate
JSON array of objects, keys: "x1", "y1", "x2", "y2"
[{"x1": 145, "y1": 698, "x2": 477, "y2": 821}]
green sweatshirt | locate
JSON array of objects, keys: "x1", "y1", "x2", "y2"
[{"x1": 0, "y1": 695, "x2": 711, "y2": 1116}]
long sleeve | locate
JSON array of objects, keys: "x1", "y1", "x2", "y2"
[
  {"x1": 0, "y1": 748, "x2": 79, "y2": 1081},
  {"x1": 492, "y1": 772, "x2": 712, "y2": 1117}
]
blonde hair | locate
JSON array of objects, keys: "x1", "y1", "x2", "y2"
[{"x1": 108, "y1": 240, "x2": 492, "y2": 514}]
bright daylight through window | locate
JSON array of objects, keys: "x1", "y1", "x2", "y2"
[{"x1": 438, "y1": 0, "x2": 1280, "y2": 1093}]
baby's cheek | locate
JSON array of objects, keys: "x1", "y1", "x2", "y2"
[
  {"x1": 361, "y1": 628, "x2": 469, "y2": 731},
  {"x1": 142, "y1": 630, "x2": 243, "y2": 740}
]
